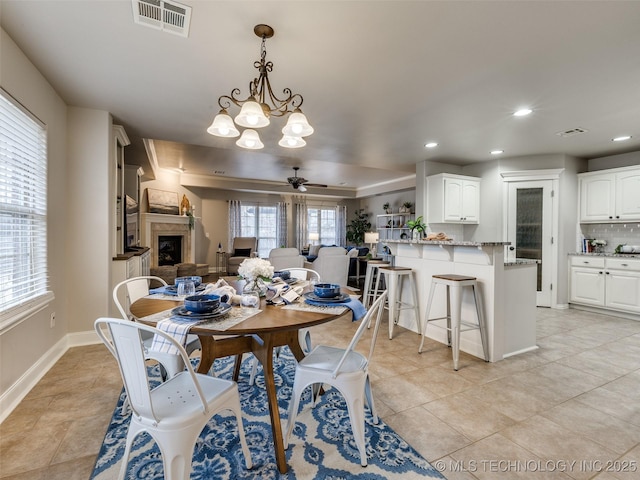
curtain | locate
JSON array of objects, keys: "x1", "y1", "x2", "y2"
[
  {"x1": 277, "y1": 202, "x2": 287, "y2": 247},
  {"x1": 228, "y1": 200, "x2": 242, "y2": 249},
  {"x1": 336, "y1": 205, "x2": 347, "y2": 246},
  {"x1": 295, "y1": 203, "x2": 308, "y2": 250}
]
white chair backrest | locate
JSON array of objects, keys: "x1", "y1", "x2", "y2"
[
  {"x1": 310, "y1": 247, "x2": 349, "y2": 285},
  {"x1": 332, "y1": 291, "x2": 387, "y2": 378},
  {"x1": 268, "y1": 248, "x2": 305, "y2": 271},
  {"x1": 286, "y1": 267, "x2": 321, "y2": 283},
  {"x1": 94, "y1": 317, "x2": 207, "y2": 422},
  {"x1": 113, "y1": 275, "x2": 168, "y2": 320}
]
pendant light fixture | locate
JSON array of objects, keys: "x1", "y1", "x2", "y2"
[{"x1": 207, "y1": 24, "x2": 313, "y2": 149}]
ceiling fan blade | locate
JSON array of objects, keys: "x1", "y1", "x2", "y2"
[{"x1": 303, "y1": 183, "x2": 328, "y2": 188}]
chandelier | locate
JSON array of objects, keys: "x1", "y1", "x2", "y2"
[{"x1": 207, "y1": 24, "x2": 313, "y2": 149}]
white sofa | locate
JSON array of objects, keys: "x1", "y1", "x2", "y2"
[
  {"x1": 304, "y1": 246, "x2": 349, "y2": 286},
  {"x1": 268, "y1": 248, "x2": 305, "y2": 271}
]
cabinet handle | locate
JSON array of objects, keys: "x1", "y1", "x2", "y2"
[
  {"x1": 616, "y1": 216, "x2": 620, "y2": 219},
  {"x1": 583, "y1": 261, "x2": 590, "y2": 264},
  {"x1": 622, "y1": 263, "x2": 629, "y2": 267},
  {"x1": 606, "y1": 271, "x2": 610, "y2": 274}
]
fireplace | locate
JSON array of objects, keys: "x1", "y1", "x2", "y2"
[
  {"x1": 141, "y1": 213, "x2": 195, "y2": 268},
  {"x1": 158, "y1": 235, "x2": 182, "y2": 265}
]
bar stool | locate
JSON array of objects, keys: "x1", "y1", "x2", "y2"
[
  {"x1": 419, "y1": 274, "x2": 489, "y2": 370},
  {"x1": 362, "y1": 260, "x2": 390, "y2": 308},
  {"x1": 377, "y1": 266, "x2": 420, "y2": 339}
]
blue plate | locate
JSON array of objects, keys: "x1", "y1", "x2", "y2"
[
  {"x1": 170, "y1": 303, "x2": 231, "y2": 320},
  {"x1": 303, "y1": 292, "x2": 351, "y2": 303}
]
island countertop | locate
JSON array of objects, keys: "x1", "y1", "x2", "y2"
[{"x1": 383, "y1": 239, "x2": 511, "y2": 247}]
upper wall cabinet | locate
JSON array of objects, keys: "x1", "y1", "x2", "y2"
[
  {"x1": 579, "y1": 167, "x2": 640, "y2": 223},
  {"x1": 426, "y1": 173, "x2": 480, "y2": 224}
]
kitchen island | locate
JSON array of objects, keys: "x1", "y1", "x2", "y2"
[{"x1": 383, "y1": 239, "x2": 538, "y2": 362}]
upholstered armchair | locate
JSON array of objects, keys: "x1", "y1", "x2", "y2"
[
  {"x1": 304, "y1": 246, "x2": 349, "y2": 285},
  {"x1": 227, "y1": 237, "x2": 257, "y2": 274},
  {"x1": 268, "y1": 248, "x2": 305, "y2": 271}
]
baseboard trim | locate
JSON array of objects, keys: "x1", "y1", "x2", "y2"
[{"x1": 0, "y1": 330, "x2": 101, "y2": 423}]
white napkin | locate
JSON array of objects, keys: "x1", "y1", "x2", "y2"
[
  {"x1": 202, "y1": 278, "x2": 242, "y2": 305},
  {"x1": 266, "y1": 280, "x2": 304, "y2": 305}
]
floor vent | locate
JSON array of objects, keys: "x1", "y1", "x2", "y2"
[
  {"x1": 132, "y1": 0, "x2": 191, "y2": 37},
  {"x1": 555, "y1": 127, "x2": 588, "y2": 137}
]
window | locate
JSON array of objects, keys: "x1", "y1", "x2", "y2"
[
  {"x1": 240, "y1": 204, "x2": 277, "y2": 258},
  {"x1": 307, "y1": 207, "x2": 337, "y2": 245},
  {"x1": 0, "y1": 89, "x2": 51, "y2": 330}
]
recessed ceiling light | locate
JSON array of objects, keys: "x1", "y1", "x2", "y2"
[
  {"x1": 612, "y1": 135, "x2": 632, "y2": 142},
  {"x1": 424, "y1": 142, "x2": 438, "y2": 148},
  {"x1": 513, "y1": 108, "x2": 532, "y2": 117},
  {"x1": 491, "y1": 150, "x2": 504, "y2": 155}
]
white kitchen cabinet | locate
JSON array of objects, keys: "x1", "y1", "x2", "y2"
[
  {"x1": 427, "y1": 173, "x2": 480, "y2": 224},
  {"x1": 579, "y1": 167, "x2": 640, "y2": 222},
  {"x1": 569, "y1": 256, "x2": 640, "y2": 314}
]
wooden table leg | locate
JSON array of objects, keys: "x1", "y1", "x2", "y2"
[
  {"x1": 196, "y1": 336, "x2": 215, "y2": 374},
  {"x1": 251, "y1": 330, "x2": 305, "y2": 474}
]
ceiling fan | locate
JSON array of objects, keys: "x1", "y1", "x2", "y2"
[{"x1": 286, "y1": 167, "x2": 327, "y2": 192}]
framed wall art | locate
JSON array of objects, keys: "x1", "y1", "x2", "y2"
[{"x1": 146, "y1": 188, "x2": 179, "y2": 215}]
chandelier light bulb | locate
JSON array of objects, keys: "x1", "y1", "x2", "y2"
[
  {"x1": 278, "y1": 135, "x2": 306, "y2": 148},
  {"x1": 235, "y1": 99, "x2": 270, "y2": 128},
  {"x1": 207, "y1": 110, "x2": 240, "y2": 138},
  {"x1": 236, "y1": 129, "x2": 264, "y2": 149},
  {"x1": 282, "y1": 109, "x2": 314, "y2": 137}
]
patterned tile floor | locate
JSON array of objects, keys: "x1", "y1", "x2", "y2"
[{"x1": 2, "y1": 307, "x2": 640, "y2": 479}]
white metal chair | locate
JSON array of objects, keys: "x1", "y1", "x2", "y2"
[
  {"x1": 95, "y1": 317, "x2": 252, "y2": 480},
  {"x1": 284, "y1": 291, "x2": 388, "y2": 467},
  {"x1": 248, "y1": 268, "x2": 321, "y2": 386},
  {"x1": 112, "y1": 276, "x2": 201, "y2": 379}
]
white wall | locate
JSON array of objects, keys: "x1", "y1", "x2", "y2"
[
  {"x1": 67, "y1": 107, "x2": 112, "y2": 332},
  {"x1": 0, "y1": 29, "x2": 69, "y2": 402},
  {"x1": 588, "y1": 151, "x2": 640, "y2": 171}
]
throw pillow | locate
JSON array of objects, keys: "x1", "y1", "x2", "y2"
[{"x1": 233, "y1": 248, "x2": 252, "y2": 257}]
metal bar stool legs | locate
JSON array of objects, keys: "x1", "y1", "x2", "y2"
[
  {"x1": 378, "y1": 266, "x2": 421, "y2": 339},
  {"x1": 363, "y1": 260, "x2": 389, "y2": 308},
  {"x1": 419, "y1": 274, "x2": 489, "y2": 370}
]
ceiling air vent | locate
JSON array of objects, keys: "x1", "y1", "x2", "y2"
[
  {"x1": 556, "y1": 127, "x2": 588, "y2": 138},
  {"x1": 132, "y1": 0, "x2": 191, "y2": 37}
]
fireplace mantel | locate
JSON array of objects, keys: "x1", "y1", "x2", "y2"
[{"x1": 141, "y1": 213, "x2": 195, "y2": 268}]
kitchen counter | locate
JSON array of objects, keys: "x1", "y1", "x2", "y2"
[
  {"x1": 384, "y1": 239, "x2": 510, "y2": 247},
  {"x1": 385, "y1": 241, "x2": 537, "y2": 362},
  {"x1": 569, "y1": 252, "x2": 640, "y2": 258}
]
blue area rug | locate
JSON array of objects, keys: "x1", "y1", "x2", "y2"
[{"x1": 91, "y1": 349, "x2": 444, "y2": 479}]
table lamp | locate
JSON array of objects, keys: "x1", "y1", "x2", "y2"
[
  {"x1": 364, "y1": 231, "x2": 379, "y2": 258},
  {"x1": 309, "y1": 232, "x2": 319, "y2": 245}
]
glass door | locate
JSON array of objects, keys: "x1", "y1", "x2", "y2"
[{"x1": 506, "y1": 180, "x2": 553, "y2": 307}]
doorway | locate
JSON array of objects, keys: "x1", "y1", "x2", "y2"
[{"x1": 502, "y1": 170, "x2": 562, "y2": 308}]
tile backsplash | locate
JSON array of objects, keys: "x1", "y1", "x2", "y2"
[{"x1": 580, "y1": 223, "x2": 640, "y2": 252}]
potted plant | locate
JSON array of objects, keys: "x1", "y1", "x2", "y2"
[
  {"x1": 382, "y1": 202, "x2": 392, "y2": 214},
  {"x1": 399, "y1": 201, "x2": 413, "y2": 214},
  {"x1": 407, "y1": 215, "x2": 427, "y2": 240},
  {"x1": 346, "y1": 208, "x2": 371, "y2": 246}
]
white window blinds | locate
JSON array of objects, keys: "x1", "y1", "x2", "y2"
[{"x1": 0, "y1": 89, "x2": 49, "y2": 320}]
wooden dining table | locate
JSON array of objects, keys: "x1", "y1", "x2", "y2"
[{"x1": 130, "y1": 283, "x2": 355, "y2": 474}]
